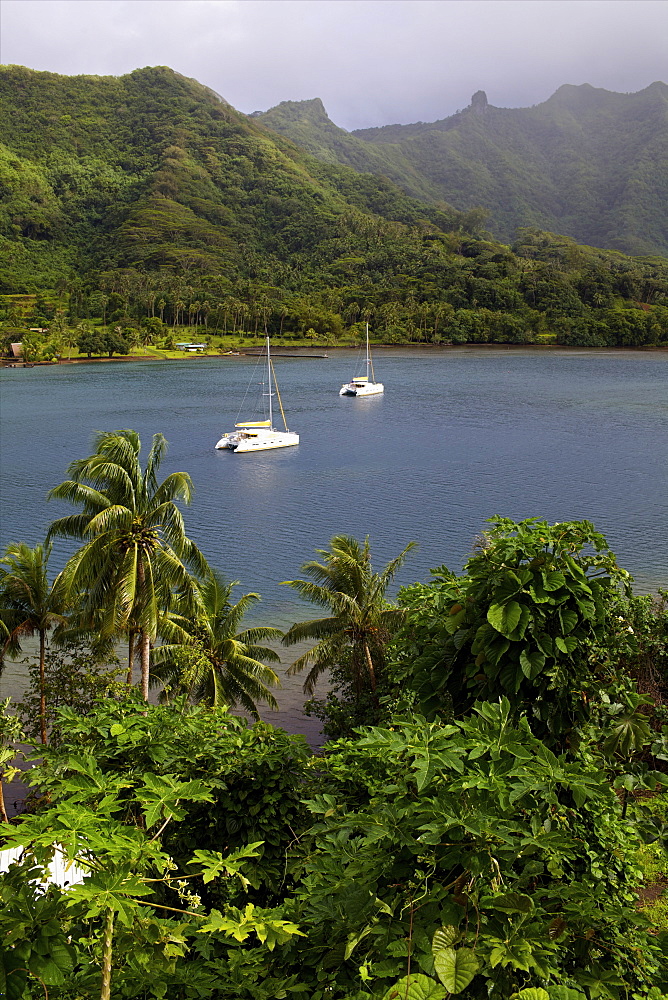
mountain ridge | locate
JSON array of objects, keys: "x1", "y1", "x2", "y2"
[{"x1": 254, "y1": 82, "x2": 668, "y2": 255}]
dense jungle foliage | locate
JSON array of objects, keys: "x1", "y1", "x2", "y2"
[
  {"x1": 257, "y1": 83, "x2": 668, "y2": 257},
  {"x1": 1, "y1": 65, "x2": 667, "y2": 354},
  {"x1": 1, "y1": 435, "x2": 667, "y2": 1000}
]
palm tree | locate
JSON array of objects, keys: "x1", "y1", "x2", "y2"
[
  {"x1": 0, "y1": 542, "x2": 68, "y2": 744},
  {"x1": 47, "y1": 430, "x2": 209, "y2": 700},
  {"x1": 282, "y1": 535, "x2": 416, "y2": 698},
  {"x1": 152, "y1": 572, "x2": 282, "y2": 717}
]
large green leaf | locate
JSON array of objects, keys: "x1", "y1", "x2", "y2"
[
  {"x1": 554, "y1": 635, "x2": 577, "y2": 655},
  {"x1": 520, "y1": 647, "x2": 545, "y2": 679},
  {"x1": 487, "y1": 601, "x2": 522, "y2": 637},
  {"x1": 492, "y1": 572, "x2": 524, "y2": 602},
  {"x1": 29, "y1": 939, "x2": 75, "y2": 985},
  {"x1": 431, "y1": 925, "x2": 458, "y2": 952},
  {"x1": 603, "y1": 712, "x2": 652, "y2": 757},
  {"x1": 510, "y1": 989, "x2": 550, "y2": 1000},
  {"x1": 559, "y1": 608, "x2": 579, "y2": 634},
  {"x1": 481, "y1": 891, "x2": 533, "y2": 913},
  {"x1": 0, "y1": 950, "x2": 29, "y2": 1000},
  {"x1": 528, "y1": 578, "x2": 551, "y2": 603},
  {"x1": 413, "y1": 749, "x2": 436, "y2": 792},
  {"x1": 382, "y1": 973, "x2": 446, "y2": 1000},
  {"x1": 535, "y1": 632, "x2": 554, "y2": 657},
  {"x1": 433, "y1": 947, "x2": 479, "y2": 993}
]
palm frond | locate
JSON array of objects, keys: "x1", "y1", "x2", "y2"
[
  {"x1": 281, "y1": 578, "x2": 342, "y2": 610},
  {"x1": 44, "y1": 513, "x2": 93, "y2": 542},
  {"x1": 151, "y1": 471, "x2": 194, "y2": 508},
  {"x1": 240, "y1": 642, "x2": 281, "y2": 664},
  {"x1": 376, "y1": 540, "x2": 418, "y2": 591},
  {"x1": 86, "y1": 505, "x2": 133, "y2": 536},
  {"x1": 47, "y1": 482, "x2": 114, "y2": 519},
  {"x1": 178, "y1": 536, "x2": 211, "y2": 579},
  {"x1": 236, "y1": 625, "x2": 283, "y2": 645},
  {"x1": 67, "y1": 460, "x2": 137, "y2": 507},
  {"x1": 144, "y1": 432, "x2": 167, "y2": 486},
  {"x1": 282, "y1": 615, "x2": 343, "y2": 646}
]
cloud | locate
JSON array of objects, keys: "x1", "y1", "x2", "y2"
[{"x1": 1, "y1": 0, "x2": 666, "y2": 130}]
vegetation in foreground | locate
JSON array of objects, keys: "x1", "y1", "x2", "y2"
[{"x1": 1, "y1": 429, "x2": 667, "y2": 999}]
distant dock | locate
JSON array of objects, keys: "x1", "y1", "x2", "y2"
[{"x1": 242, "y1": 351, "x2": 329, "y2": 359}]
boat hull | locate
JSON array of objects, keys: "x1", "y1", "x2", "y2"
[
  {"x1": 340, "y1": 382, "x2": 384, "y2": 397},
  {"x1": 216, "y1": 431, "x2": 299, "y2": 452}
]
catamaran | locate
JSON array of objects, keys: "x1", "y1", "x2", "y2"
[
  {"x1": 215, "y1": 337, "x2": 299, "y2": 453},
  {"x1": 339, "y1": 323, "x2": 384, "y2": 396}
]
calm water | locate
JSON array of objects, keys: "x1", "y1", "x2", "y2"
[{"x1": 1, "y1": 347, "x2": 667, "y2": 739}]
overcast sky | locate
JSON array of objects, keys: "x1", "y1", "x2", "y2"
[{"x1": 1, "y1": 0, "x2": 666, "y2": 130}]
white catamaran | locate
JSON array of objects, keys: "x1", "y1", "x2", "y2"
[
  {"x1": 215, "y1": 338, "x2": 299, "y2": 453},
  {"x1": 339, "y1": 323, "x2": 384, "y2": 396}
]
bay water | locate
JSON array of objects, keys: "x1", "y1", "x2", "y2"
[{"x1": 1, "y1": 347, "x2": 667, "y2": 742}]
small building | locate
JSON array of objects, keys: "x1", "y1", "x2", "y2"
[{"x1": 0, "y1": 844, "x2": 86, "y2": 889}]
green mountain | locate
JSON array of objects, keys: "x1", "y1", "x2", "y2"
[
  {"x1": 0, "y1": 63, "x2": 474, "y2": 288},
  {"x1": 0, "y1": 65, "x2": 666, "y2": 351},
  {"x1": 254, "y1": 83, "x2": 668, "y2": 256}
]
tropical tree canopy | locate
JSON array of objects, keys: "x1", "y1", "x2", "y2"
[
  {"x1": 391, "y1": 517, "x2": 633, "y2": 743},
  {"x1": 47, "y1": 429, "x2": 209, "y2": 699},
  {"x1": 282, "y1": 534, "x2": 416, "y2": 697},
  {"x1": 152, "y1": 572, "x2": 282, "y2": 717}
]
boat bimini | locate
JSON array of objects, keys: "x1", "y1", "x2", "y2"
[
  {"x1": 216, "y1": 338, "x2": 299, "y2": 453},
  {"x1": 339, "y1": 323, "x2": 384, "y2": 396}
]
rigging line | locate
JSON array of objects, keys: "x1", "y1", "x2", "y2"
[
  {"x1": 367, "y1": 322, "x2": 377, "y2": 383},
  {"x1": 270, "y1": 357, "x2": 289, "y2": 431},
  {"x1": 233, "y1": 352, "x2": 266, "y2": 424},
  {"x1": 354, "y1": 339, "x2": 365, "y2": 373}
]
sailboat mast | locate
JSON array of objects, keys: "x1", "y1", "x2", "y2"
[
  {"x1": 266, "y1": 335, "x2": 273, "y2": 427},
  {"x1": 366, "y1": 322, "x2": 370, "y2": 381}
]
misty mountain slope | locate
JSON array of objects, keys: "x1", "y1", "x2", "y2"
[
  {"x1": 0, "y1": 64, "x2": 473, "y2": 284},
  {"x1": 251, "y1": 98, "x2": 440, "y2": 203},
  {"x1": 254, "y1": 83, "x2": 668, "y2": 256}
]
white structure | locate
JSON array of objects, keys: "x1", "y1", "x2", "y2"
[
  {"x1": 340, "y1": 324, "x2": 384, "y2": 396},
  {"x1": 0, "y1": 844, "x2": 86, "y2": 889},
  {"x1": 216, "y1": 337, "x2": 299, "y2": 453}
]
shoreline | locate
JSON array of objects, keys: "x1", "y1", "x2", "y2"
[{"x1": 2, "y1": 342, "x2": 667, "y2": 369}]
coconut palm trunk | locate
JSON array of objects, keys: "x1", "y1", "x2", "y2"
[
  {"x1": 363, "y1": 641, "x2": 377, "y2": 692},
  {"x1": 140, "y1": 630, "x2": 151, "y2": 702},
  {"x1": 39, "y1": 628, "x2": 47, "y2": 744},
  {"x1": 127, "y1": 629, "x2": 136, "y2": 685}
]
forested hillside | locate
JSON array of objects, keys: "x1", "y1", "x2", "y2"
[
  {"x1": 1, "y1": 65, "x2": 667, "y2": 351},
  {"x1": 255, "y1": 83, "x2": 668, "y2": 257}
]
